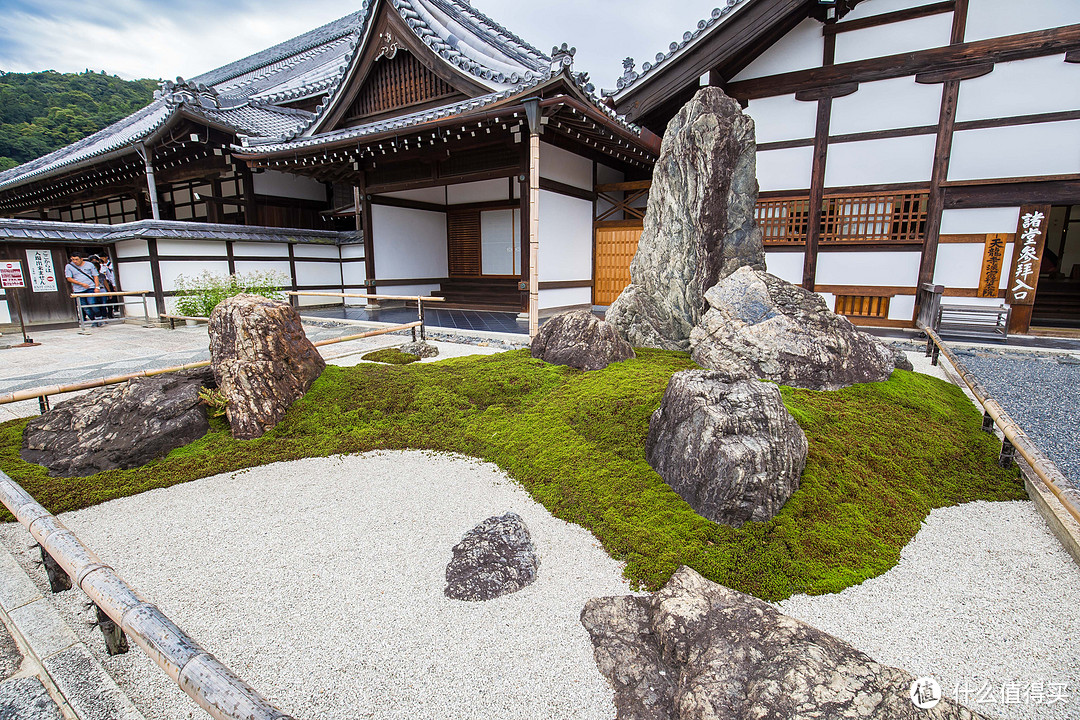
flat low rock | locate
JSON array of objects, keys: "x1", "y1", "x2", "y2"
[
  {"x1": 580, "y1": 566, "x2": 990, "y2": 720},
  {"x1": 209, "y1": 294, "x2": 325, "y2": 440},
  {"x1": 399, "y1": 340, "x2": 438, "y2": 358},
  {"x1": 646, "y1": 370, "x2": 806, "y2": 527},
  {"x1": 690, "y1": 266, "x2": 896, "y2": 390},
  {"x1": 20, "y1": 369, "x2": 213, "y2": 477},
  {"x1": 531, "y1": 310, "x2": 634, "y2": 371},
  {"x1": 445, "y1": 512, "x2": 539, "y2": 601}
]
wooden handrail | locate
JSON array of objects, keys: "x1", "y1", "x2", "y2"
[
  {"x1": 0, "y1": 469, "x2": 298, "y2": 720},
  {"x1": 285, "y1": 291, "x2": 445, "y2": 302},
  {"x1": 924, "y1": 328, "x2": 1080, "y2": 527},
  {"x1": 68, "y1": 290, "x2": 151, "y2": 298}
]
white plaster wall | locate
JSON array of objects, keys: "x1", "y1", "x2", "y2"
[
  {"x1": 933, "y1": 243, "x2": 988, "y2": 288},
  {"x1": 379, "y1": 187, "x2": 447, "y2": 204},
  {"x1": 447, "y1": 179, "x2": 511, "y2": 205},
  {"x1": 956, "y1": 56, "x2": 1080, "y2": 122},
  {"x1": 292, "y1": 244, "x2": 339, "y2": 259},
  {"x1": 0, "y1": 299, "x2": 10, "y2": 324},
  {"x1": 341, "y1": 244, "x2": 366, "y2": 260},
  {"x1": 341, "y1": 262, "x2": 367, "y2": 304},
  {"x1": 159, "y1": 260, "x2": 230, "y2": 289},
  {"x1": 232, "y1": 242, "x2": 290, "y2": 257},
  {"x1": 294, "y1": 262, "x2": 341, "y2": 288},
  {"x1": 817, "y1": 291, "x2": 836, "y2": 310},
  {"x1": 757, "y1": 146, "x2": 814, "y2": 191},
  {"x1": 156, "y1": 239, "x2": 227, "y2": 257},
  {"x1": 539, "y1": 287, "x2": 591, "y2": 311},
  {"x1": 596, "y1": 163, "x2": 623, "y2": 185},
  {"x1": 745, "y1": 94, "x2": 817, "y2": 144},
  {"x1": 889, "y1": 294, "x2": 916, "y2": 321},
  {"x1": 537, "y1": 191, "x2": 592, "y2": 284},
  {"x1": 829, "y1": 78, "x2": 942, "y2": 135},
  {"x1": 834, "y1": 13, "x2": 953, "y2": 64},
  {"x1": 732, "y1": 18, "x2": 824, "y2": 81},
  {"x1": 114, "y1": 260, "x2": 153, "y2": 295},
  {"x1": 947, "y1": 121, "x2": 1080, "y2": 181},
  {"x1": 371, "y1": 205, "x2": 448, "y2": 280},
  {"x1": 815, "y1": 251, "x2": 923, "y2": 286},
  {"x1": 824, "y1": 134, "x2": 936, "y2": 187},
  {"x1": 965, "y1": 0, "x2": 1080, "y2": 42},
  {"x1": 232, "y1": 260, "x2": 292, "y2": 278},
  {"x1": 539, "y1": 141, "x2": 592, "y2": 190},
  {"x1": 939, "y1": 207, "x2": 1021, "y2": 234},
  {"x1": 379, "y1": 283, "x2": 441, "y2": 297},
  {"x1": 252, "y1": 170, "x2": 327, "y2": 202},
  {"x1": 113, "y1": 239, "x2": 147, "y2": 258},
  {"x1": 764, "y1": 251, "x2": 804, "y2": 284},
  {"x1": 841, "y1": 0, "x2": 935, "y2": 21}
]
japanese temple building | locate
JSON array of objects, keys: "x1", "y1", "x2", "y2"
[
  {"x1": 609, "y1": 0, "x2": 1080, "y2": 333},
  {"x1": 0, "y1": 0, "x2": 1078, "y2": 335}
]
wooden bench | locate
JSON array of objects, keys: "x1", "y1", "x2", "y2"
[{"x1": 936, "y1": 303, "x2": 1011, "y2": 342}]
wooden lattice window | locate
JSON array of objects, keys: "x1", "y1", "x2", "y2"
[
  {"x1": 754, "y1": 192, "x2": 928, "y2": 244},
  {"x1": 447, "y1": 208, "x2": 481, "y2": 276},
  {"x1": 835, "y1": 294, "x2": 891, "y2": 318},
  {"x1": 348, "y1": 50, "x2": 458, "y2": 120},
  {"x1": 754, "y1": 197, "x2": 810, "y2": 243}
]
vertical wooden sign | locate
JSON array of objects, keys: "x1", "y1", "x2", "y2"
[
  {"x1": 1006, "y1": 205, "x2": 1051, "y2": 306},
  {"x1": 976, "y1": 233, "x2": 1010, "y2": 298}
]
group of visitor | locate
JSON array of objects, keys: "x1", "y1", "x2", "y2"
[{"x1": 65, "y1": 252, "x2": 118, "y2": 327}]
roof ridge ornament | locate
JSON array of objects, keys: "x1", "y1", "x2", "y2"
[
  {"x1": 550, "y1": 43, "x2": 576, "y2": 74},
  {"x1": 155, "y1": 77, "x2": 222, "y2": 109},
  {"x1": 375, "y1": 31, "x2": 402, "y2": 61}
]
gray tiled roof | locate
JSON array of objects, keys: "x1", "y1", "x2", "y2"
[
  {"x1": 0, "y1": 0, "x2": 555, "y2": 193},
  {"x1": 0, "y1": 218, "x2": 362, "y2": 245},
  {"x1": 604, "y1": 0, "x2": 754, "y2": 99}
]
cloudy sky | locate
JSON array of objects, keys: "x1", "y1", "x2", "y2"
[{"x1": 0, "y1": 0, "x2": 716, "y2": 91}]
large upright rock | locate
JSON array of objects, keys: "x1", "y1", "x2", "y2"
[
  {"x1": 646, "y1": 370, "x2": 807, "y2": 527},
  {"x1": 606, "y1": 87, "x2": 765, "y2": 350},
  {"x1": 691, "y1": 267, "x2": 896, "y2": 390},
  {"x1": 209, "y1": 294, "x2": 325, "y2": 440},
  {"x1": 20, "y1": 369, "x2": 213, "y2": 477},
  {"x1": 531, "y1": 310, "x2": 635, "y2": 371},
  {"x1": 581, "y1": 566, "x2": 990, "y2": 720}
]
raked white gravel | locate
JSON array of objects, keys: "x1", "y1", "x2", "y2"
[
  {"x1": 778, "y1": 500, "x2": 1080, "y2": 720},
  {"x1": 1, "y1": 452, "x2": 637, "y2": 720}
]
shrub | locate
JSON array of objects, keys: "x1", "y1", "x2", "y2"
[{"x1": 173, "y1": 270, "x2": 288, "y2": 318}]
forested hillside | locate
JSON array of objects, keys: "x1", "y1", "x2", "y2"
[{"x1": 0, "y1": 70, "x2": 158, "y2": 172}]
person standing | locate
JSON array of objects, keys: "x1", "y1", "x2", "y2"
[
  {"x1": 93, "y1": 254, "x2": 119, "y2": 318},
  {"x1": 65, "y1": 253, "x2": 103, "y2": 327}
]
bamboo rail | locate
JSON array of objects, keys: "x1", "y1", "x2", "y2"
[
  {"x1": 0, "y1": 322, "x2": 423, "y2": 406},
  {"x1": 285, "y1": 291, "x2": 445, "y2": 302},
  {"x1": 0, "y1": 469, "x2": 298, "y2": 720},
  {"x1": 923, "y1": 327, "x2": 1080, "y2": 526}
]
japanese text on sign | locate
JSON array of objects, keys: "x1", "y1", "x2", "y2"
[
  {"x1": 1011, "y1": 211, "x2": 1044, "y2": 301},
  {"x1": 0, "y1": 260, "x2": 25, "y2": 288},
  {"x1": 25, "y1": 248, "x2": 58, "y2": 293}
]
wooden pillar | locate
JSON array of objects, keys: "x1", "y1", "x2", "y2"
[
  {"x1": 226, "y1": 240, "x2": 236, "y2": 275},
  {"x1": 239, "y1": 165, "x2": 257, "y2": 226},
  {"x1": 518, "y1": 148, "x2": 530, "y2": 315},
  {"x1": 527, "y1": 132, "x2": 540, "y2": 337},
  {"x1": 801, "y1": 33, "x2": 836, "y2": 291},
  {"x1": 146, "y1": 238, "x2": 165, "y2": 316},
  {"x1": 357, "y1": 178, "x2": 377, "y2": 303}
]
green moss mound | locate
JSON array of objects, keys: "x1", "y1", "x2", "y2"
[
  {"x1": 0, "y1": 350, "x2": 1023, "y2": 600},
  {"x1": 360, "y1": 348, "x2": 421, "y2": 365}
]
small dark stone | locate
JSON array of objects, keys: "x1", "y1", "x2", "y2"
[
  {"x1": 20, "y1": 370, "x2": 213, "y2": 478},
  {"x1": 399, "y1": 340, "x2": 438, "y2": 358},
  {"x1": 894, "y1": 349, "x2": 914, "y2": 371},
  {"x1": 646, "y1": 370, "x2": 807, "y2": 526},
  {"x1": 531, "y1": 310, "x2": 635, "y2": 371},
  {"x1": 445, "y1": 512, "x2": 538, "y2": 601},
  {"x1": 209, "y1": 294, "x2": 325, "y2": 440},
  {"x1": 581, "y1": 566, "x2": 992, "y2": 720}
]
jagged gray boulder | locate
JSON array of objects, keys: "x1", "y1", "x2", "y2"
[
  {"x1": 399, "y1": 340, "x2": 438, "y2": 358},
  {"x1": 445, "y1": 512, "x2": 539, "y2": 601},
  {"x1": 646, "y1": 370, "x2": 806, "y2": 527},
  {"x1": 690, "y1": 267, "x2": 897, "y2": 390},
  {"x1": 209, "y1": 294, "x2": 325, "y2": 440},
  {"x1": 581, "y1": 566, "x2": 990, "y2": 720},
  {"x1": 894, "y1": 348, "x2": 914, "y2": 371},
  {"x1": 606, "y1": 87, "x2": 765, "y2": 351},
  {"x1": 20, "y1": 369, "x2": 214, "y2": 477},
  {"x1": 531, "y1": 310, "x2": 635, "y2": 370}
]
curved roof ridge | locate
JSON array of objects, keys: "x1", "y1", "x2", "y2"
[{"x1": 604, "y1": 0, "x2": 753, "y2": 99}]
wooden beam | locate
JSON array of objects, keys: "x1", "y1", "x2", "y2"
[
  {"x1": 369, "y1": 195, "x2": 446, "y2": 213},
  {"x1": 794, "y1": 83, "x2": 859, "y2": 102},
  {"x1": 726, "y1": 24, "x2": 1080, "y2": 99},
  {"x1": 823, "y1": 1, "x2": 954, "y2": 35},
  {"x1": 538, "y1": 177, "x2": 596, "y2": 202},
  {"x1": 944, "y1": 179, "x2": 1080, "y2": 208},
  {"x1": 802, "y1": 33, "x2": 835, "y2": 292},
  {"x1": 915, "y1": 62, "x2": 993, "y2": 84}
]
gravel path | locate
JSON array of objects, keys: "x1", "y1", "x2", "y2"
[
  {"x1": 959, "y1": 351, "x2": 1080, "y2": 491},
  {"x1": 0, "y1": 452, "x2": 634, "y2": 720},
  {"x1": 778, "y1": 501, "x2": 1080, "y2": 720}
]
